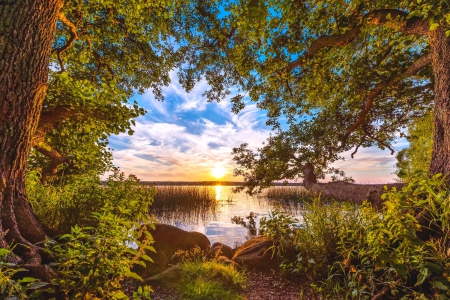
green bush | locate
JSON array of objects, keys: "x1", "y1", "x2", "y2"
[
  {"x1": 258, "y1": 173, "x2": 450, "y2": 299},
  {"x1": 23, "y1": 168, "x2": 157, "y2": 299},
  {"x1": 49, "y1": 207, "x2": 154, "y2": 299},
  {"x1": 325, "y1": 173, "x2": 450, "y2": 299},
  {"x1": 27, "y1": 169, "x2": 155, "y2": 235}
]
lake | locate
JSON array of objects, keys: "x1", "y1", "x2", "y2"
[{"x1": 151, "y1": 185, "x2": 307, "y2": 247}]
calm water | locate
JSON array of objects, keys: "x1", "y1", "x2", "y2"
[{"x1": 152, "y1": 186, "x2": 306, "y2": 247}]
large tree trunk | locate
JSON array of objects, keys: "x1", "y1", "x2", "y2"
[
  {"x1": 0, "y1": 0, "x2": 63, "y2": 279},
  {"x1": 429, "y1": 27, "x2": 450, "y2": 176}
]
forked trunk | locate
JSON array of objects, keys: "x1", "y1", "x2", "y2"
[
  {"x1": 0, "y1": 0, "x2": 63, "y2": 276},
  {"x1": 429, "y1": 27, "x2": 450, "y2": 177}
]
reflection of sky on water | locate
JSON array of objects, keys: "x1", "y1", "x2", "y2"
[{"x1": 156, "y1": 186, "x2": 305, "y2": 247}]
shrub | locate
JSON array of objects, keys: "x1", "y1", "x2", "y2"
[
  {"x1": 324, "y1": 173, "x2": 450, "y2": 299},
  {"x1": 49, "y1": 206, "x2": 155, "y2": 299},
  {"x1": 24, "y1": 168, "x2": 157, "y2": 299},
  {"x1": 27, "y1": 169, "x2": 155, "y2": 235}
]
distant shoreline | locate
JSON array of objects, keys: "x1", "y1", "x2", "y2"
[{"x1": 138, "y1": 181, "x2": 304, "y2": 186}]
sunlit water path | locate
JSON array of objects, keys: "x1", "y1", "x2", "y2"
[{"x1": 151, "y1": 186, "x2": 306, "y2": 247}]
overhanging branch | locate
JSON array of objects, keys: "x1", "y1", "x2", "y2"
[
  {"x1": 288, "y1": 9, "x2": 429, "y2": 71},
  {"x1": 53, "y1": 12, "x2": 79, "y2": 72}
]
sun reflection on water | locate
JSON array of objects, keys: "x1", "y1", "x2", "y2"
[{"x1": 215, "y1": 185, "x2": 222, "y2": 200}]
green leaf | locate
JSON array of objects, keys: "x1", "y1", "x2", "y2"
[
  {"x1": 432, "y1": 281, "x2": 449, "y2": 291},
  {"x1": 111, "y1": 291, "x2": 128, "y2": 299},
  {"x1": 430, "y1": 23, "x2": 439, "y2": 31},
  {"x1": 126, "y1": 271, "x2": 143, "y2": 281}
]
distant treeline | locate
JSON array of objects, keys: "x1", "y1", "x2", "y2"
[{"x1": 139, "y1": 181, "x2": 303, "y2": 186}]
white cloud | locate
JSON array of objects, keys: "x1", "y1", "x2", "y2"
[{"x1": 111, "y1": 106, "x2": 270, "y2": 181}]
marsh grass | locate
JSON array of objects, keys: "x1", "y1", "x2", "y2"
[
  {"x1": 151, "y1": 185, "x2": 218, "y2": 225},
  {"x1": 263, "y1": 186, "x2": 309, "y2": 201}
]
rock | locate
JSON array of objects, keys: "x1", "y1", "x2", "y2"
[
  {"x1": 205, "y1": 242, "x2": 234, "y2": 260},
  {"x1": 232, "y1": 236, "x2": 276, "y2": 269},
  {"x1": 136, "y1": 223, "x2": 210, "y2": 276}
]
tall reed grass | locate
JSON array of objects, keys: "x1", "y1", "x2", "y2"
[
  {"x1": 151, "y1": 185, "x2": 218, "y2": 225},
  {"x1": 263, "y1": 186, "x2": 309, "y2": 201}
]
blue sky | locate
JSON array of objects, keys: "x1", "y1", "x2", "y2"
[{"x1": 108, "y1": 70, "x2": 407, "y2": 183}]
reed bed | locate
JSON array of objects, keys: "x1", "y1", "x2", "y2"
[
  {"x1": 263, "y1": 186, "x2": 309, "y2": 201},
  {"x1": 151, "y1": 185, "x2": 218, "y2": 225}
]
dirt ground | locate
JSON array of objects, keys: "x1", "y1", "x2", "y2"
[{"x1": 149, "y1": 268, "x2": 320, "y2": 300}]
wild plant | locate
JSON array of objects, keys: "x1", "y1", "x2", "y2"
[
  {"x1": 49, "y1": 206, "x2": 155, "y2": 299},
  {"x1": 324, "y1": 173, "x2": 450, "y2": 299},
  {"x1": 0, "y1": 245, "x2": 50, "y2": 299}
]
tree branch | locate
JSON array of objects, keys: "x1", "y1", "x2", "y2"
[
  {"x1": 33, "y1": 106, "x2": 81, "y2": 145},
  {"x1": 33, "y1": 141, "x2": 76, "y2": 182},
  {"x1": 288, "y1": 9, "x2": 429, "y2": 71},
  {"x1": 54, "y1": 11, "x2": 78, "y2": 72},
  {"x1": 338, "y1": 52, "x2": 432, "y2": 150}
]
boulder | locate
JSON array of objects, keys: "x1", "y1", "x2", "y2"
[
  {"x1": 136, "y1": 223, "x2": 210, "y2": 276},
  {"x1": 232, "y1": 236, "x2": 276, "y2": 269},
  {"x1": 205, "y1": 242, "x2": 234, "y2": 260}
]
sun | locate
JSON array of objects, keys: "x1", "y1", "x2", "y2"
[{"x1": 211, "y1": 165, "x2": 226, "y2": 179}]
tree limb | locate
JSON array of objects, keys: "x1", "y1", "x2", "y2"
[
  {"x1": 54, "y1": 11, "x2": 78, "y2": 72},
  {"x1": 33, "y1": 142, "x2": 76, "y2": 182},
  {"x1": 338, "y1": 52, "x2": 432, "y2": 151},
  {"x1": 288, "y1": 9, "x2": 429, "y2": 71}
]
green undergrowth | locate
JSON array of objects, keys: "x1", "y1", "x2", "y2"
[
  {"x1": 172, "y1": 247, "x2": 246, "y2": 300},
  {"x1": 1, "y1": 169, "x2": 157, "y2": 299},
  {"x1": 259, "y1": 173, "x2": 450, "y2": 299}
]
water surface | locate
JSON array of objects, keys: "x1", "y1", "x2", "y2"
[{"x1": 152, "y1": 186, "x2": 306, "y2": 247}]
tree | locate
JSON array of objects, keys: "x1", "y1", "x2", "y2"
[
  {"x1": 179, "y1": 0, "x2": 449, "y2": 194},
  {"x1": 0, "y1": 0, "x2": 202, "y2": 280}
]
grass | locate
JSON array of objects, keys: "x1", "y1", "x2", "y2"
[
  {"x1": 178, "y1": 260, "x2": 246, "y2": 300},
  {"x1": 151, "y1": 185, "x2": 218, "y2": 224}
]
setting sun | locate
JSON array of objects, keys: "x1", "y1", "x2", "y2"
[{"x1": 211, "y1": 165, "x2": 226, "y2": 179}]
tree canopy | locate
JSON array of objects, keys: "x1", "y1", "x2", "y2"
[
  {"x1": 177, "y1": 0, "x2": 450, "y2": 191},
  {"x1": 29, "y1": 0, "x2": 201, "y2": 181}
]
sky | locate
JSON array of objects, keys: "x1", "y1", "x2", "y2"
[{"x1": 108, "y1": 71, "x2": 408, "y2": 183}]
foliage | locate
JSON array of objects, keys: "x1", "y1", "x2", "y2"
[
  {"x1": 259, "y1": 207, "x2": 299, "y2": 263},
  {"x1": 396, "y1": 111, "x2": 434, "y2": 180},
  {"x1": 49, "y1": 206, "x2": 155, "y2": 300},
  {"x1": 27, "y1": 168, "x2": 155, "y2": 235},
  {"x1": 29, "y1": 0, "x2": 207, "y2": 179},
  {"x1": 231, "y1": 212, "x2": 257, "y2": 231},
  {"x1": 176, "y1": 0, "x2": 450, "y2": 191},
  {"x1": 168, "y1": 246, "x2": 246, "y2": 300},
  {"x1": 263, "y1": 174, "x2": 450, "y2": 298},
  {"x1": 322, "y1": 174, "x2": 450, "y2": 299},
  {"x1": 23, "y1": 169, "x2": 157, "y2": 298},
  {"x1": 0, "y1": 246, "x2": 49, "y2": 300}
]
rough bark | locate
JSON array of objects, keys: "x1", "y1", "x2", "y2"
[
  {"x1": 0, "y1": 0, "x2": 64, "y2": 276},
  {"x1": 429, "y1": 27, "x2": 450, "y2": 177}
]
